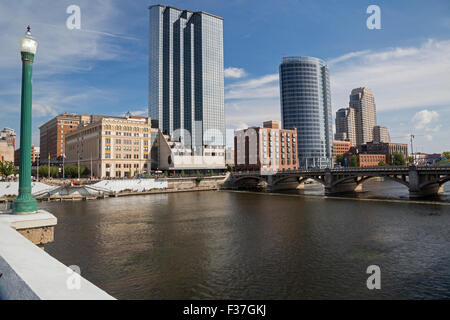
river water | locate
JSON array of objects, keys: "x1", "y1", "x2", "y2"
[{"x1": 40, "y1": 180, "x2": 450, "y2": 299}]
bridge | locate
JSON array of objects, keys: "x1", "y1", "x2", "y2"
[{"x1": 225, "y1": 165, "x2": 450, "y2": 198}]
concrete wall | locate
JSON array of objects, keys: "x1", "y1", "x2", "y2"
[
  {"x1": 0, "y1": 211, "x2": 115, "y2": 300},
  {"x1": 0, "y1": 182, "x2": 57, "y2": 198}
]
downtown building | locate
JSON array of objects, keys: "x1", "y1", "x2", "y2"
[
  {"x1": 65, "y1": 115, "x2": 155, "y2": 178},
  {"x1": 279, "y1": 56, "x2": 333, "y2": 168},
  {"x1": 334, "y1": 107, "x2": 356, "y2": 144},
  {"x1": 234, "y1": 121, "x2": 298, "y2": 172},
  {"x1": 350, "y1": 87, "x2": 377, "y2": 145},
  {"x1": 373, "y1": 125, "x2": 390, "y2": 143},
  {"x1": 335, "y1": 88, "x2": 391, "y2": 147},
  {"x1": 148, "y1": 5, "x2": 225, "y2": 170},
  {"x1": 39, "y1": 113, "x2": 91, "y2": 161},
  {"x1": 0, "y1": 128, "x2": 15, "y2": 162}
]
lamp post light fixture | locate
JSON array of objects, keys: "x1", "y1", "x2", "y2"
[{"x1": 12, "y1": 26, "x2": 38, "y2": 214}]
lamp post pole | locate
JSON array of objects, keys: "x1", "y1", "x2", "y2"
[{"x1": 13, "y1": 26, "x2": 38, "y2": 214}]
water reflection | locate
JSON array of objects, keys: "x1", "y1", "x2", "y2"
[{"x1": 40, "y1": 186, "x2": 450, "y2": 299}]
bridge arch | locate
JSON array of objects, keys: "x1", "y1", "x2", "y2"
[
  {"x1": 271, "y1": 175, "x2": 326, "y2": 187},
  {"x1": 231, "y1": 175, "x2": 267, "y2": 185},
  {"x1": 419, "y1": 175, "x2": 450, "y2": 189},
  {"x1": 331, "y1": 175, "x2": 409, "y2": 188}
]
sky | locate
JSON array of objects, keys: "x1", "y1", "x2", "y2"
[{"x1": 0, "y1": 0, "x2": 449, "y2": 153}]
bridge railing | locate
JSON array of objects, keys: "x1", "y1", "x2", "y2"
[{"x1": 230, "y1": 165, "x2": 450, "y2": 176}]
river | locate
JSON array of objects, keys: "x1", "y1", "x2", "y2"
[{"x1": 40, "y1": 180, "x2": 450, "y2": 299}]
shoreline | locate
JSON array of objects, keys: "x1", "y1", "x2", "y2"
[
  {"x1": 1, "y1": 184, "x2": 449, "y2": 206},
  {"x1": 0, "y1": 186, "x2": 219, "y2": 203}
]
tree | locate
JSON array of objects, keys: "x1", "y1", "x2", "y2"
[
  {"x1": 442, "y1": 152, "x2": 450, "y2": 161},
  {"x1": 408, "y1": 156, "x2": 414, "y2": 164},
  {"x1": 378, "y1": 160, "x2": 387, "y2": 166},
  {"x1": 0, "y1": 161, "x2": 17, "y2": 179},
  {"x1": 351, "y1": 155, "x2": 359, "y2": 167},
  {"x1": 336, "y1": 155, "x2": 344, "y2": 166},
  {"x1": 64, "y1": 165, "x2": 78, "y2": 178},
  {"x1": 180, "y1": 170, "x2": 185, "y2": 177},
  {"x1": 392, "y1": 152, "x2": 406, "y2": 166},
  {"x1": 39, "y1": 165, "x2": 59, "y2": 178},
  {"x1": 64, "y1": 165, "x2": 90, "y2": 178}
]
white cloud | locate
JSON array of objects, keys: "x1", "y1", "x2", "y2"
[
  {"x1": 224, "y1": 67, "x2": 247, "y2": 79},
  {"x1": 330, "y1": 39, "x2": 450, "y2": 112},
  {"x1": 32, "y1": 103, "x2": 60, "y2": 118},
  {"x1": 225, "y1": 74, "x2": 278, "y2": 99},
  {"x1": 225, "y1": 73, "x2": 280, "y2": 130},
  {"x1": 412, "y1": 109, "x2": 439, "y2": 130}
]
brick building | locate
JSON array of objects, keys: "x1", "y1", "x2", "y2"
[
  {"x1": 234, "y1": 121, "x2": 298, "y2": 172},
  {"x1": 39, "y1": 113, "x2": 91, "y2": 161},
  {"x1": 332, "y1": 140, "x2": 352, "y2": 163}
]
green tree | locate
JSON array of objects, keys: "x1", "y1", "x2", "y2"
[
  {"x1": 408, "y1": 156, "x2": 414, "y2": 164},
  {"x1": 378, "y1": 160, "x2": 387, "y2": 166},
  {"x1": 39, "y1": 165, "x2": 58, "y2": 178},
  {"x1": 335, "y1": 155, "x2": 344, "y2": 166},
  {"x1": 0, "y1": 161, "x2": 17, "y2": 179},
  {"x1": 180, "y1": 170, "x2": 185, "y2": 177},
  {"x1": 63, "y1": 165, "x2": 90, "y2": 178},
  {"x1": 351, "y1": 155, "x2": 359, "y2": 167},
  {"x1": 64, "y1": 165, "x2": 78, "y2": 178},
  {"x1": 392, "y1": 152, "x2": 406, "y2": 166},
  {"x1": 442, "y1": 151, "x2": 450, "y2": 161}
]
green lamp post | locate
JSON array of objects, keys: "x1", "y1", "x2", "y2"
[{"x1": 12, "y1": 26, "x2": 38, "y2": 214}]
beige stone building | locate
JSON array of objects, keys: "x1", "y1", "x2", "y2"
[
  {"x1": 335, "y1": 107, "x2": 356, "y2": 145},
  {"x1": 349, "y1": 87, "x2": 377, "y2": 145},
  {"x1": 373, "y1": 125, "x2": 390, "y2": 143},
  {"x1": 65, "y1": 115, "x2": 152, "y2": 178},
  {"x1": 0, "y1": 140, "x2": 14, "y2": 162}
]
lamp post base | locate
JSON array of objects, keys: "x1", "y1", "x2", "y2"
[{"x1": 12, "y1": 194, "x2": 37, "y2": 214}]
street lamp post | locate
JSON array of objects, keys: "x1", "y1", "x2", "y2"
[{"x1": 13, "y1": 26, "x2": 38, "y2": 214}]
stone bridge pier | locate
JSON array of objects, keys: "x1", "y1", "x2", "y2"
[{"x1": 408, "y1": 166, "x2": 446, "y2": 198}]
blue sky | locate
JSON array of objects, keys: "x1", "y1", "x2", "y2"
[{"x1": 0, "y1": 0, "x2": 449, "y2": 153}]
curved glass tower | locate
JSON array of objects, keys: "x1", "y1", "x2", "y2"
[{"x1": 279, "y1": 56, "x2": 333, "y2": 168}]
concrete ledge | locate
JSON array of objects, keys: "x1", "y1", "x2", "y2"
[{"x1": 0, "y1": 211, "x2": 115, "y2": 300}]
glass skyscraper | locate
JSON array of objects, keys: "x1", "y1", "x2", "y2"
[
  {"x1": 279, "y1": 56, "x2": 333, "y2": 168},
  {"x1": 149, "y1": 5, "x2": 225, "y2": 151}
]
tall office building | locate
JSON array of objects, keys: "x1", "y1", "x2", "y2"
[
  {"x1": 279, "y1": 56, "x2": 333, "y2": 168},
  {"x1": 373, "y1": 125, "x2": 390, "y2": 143},
  {"x1": 149, "y1": 4, "x2": 225, "y2": 153},
  {"x1": 349, "y1": 87, "x2": 377, "y2": 145},
  {"x1": 335, "y1": 107, "x2": 356, "y2": 145}
]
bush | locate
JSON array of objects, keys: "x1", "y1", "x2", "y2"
[
  {"x1": 351, "y1": 155, "x2": 359, "y2": 167},
  {"x1": 0, "y1": 161, "x2": 17, "y2": 178},
  {"x1": 63, "y1": 165, "x2": 90, "y2": 178},
  {"x1": 39, "y1": 165, "x2": 59, "y2": 178},
  {"x1": 392, "y1": 152, "x2": 406, "y2": 166}
]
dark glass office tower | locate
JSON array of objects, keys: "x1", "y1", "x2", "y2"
[
  {"x1": 279, "y1": 56, "x2": 333, "y2": 168},
  {"x1": 149, "y1": 5, "x2": 225, "y2": 150}
]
